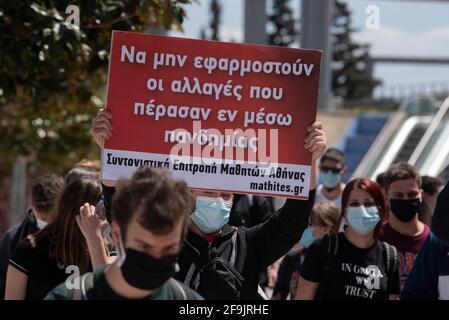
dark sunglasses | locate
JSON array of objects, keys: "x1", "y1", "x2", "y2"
[{"x1": 320, "y1": 166, "x2": 341, "y2": 174}]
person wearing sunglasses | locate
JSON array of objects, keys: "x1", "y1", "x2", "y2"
[{"x1": 317, "y1": 148, "x2": 346, "y2": 214}]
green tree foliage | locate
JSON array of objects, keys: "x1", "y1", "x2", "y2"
[
  {"x1": 268, "y1": 0, "x2": 296, "y2": 47},
  {"x1": 0, "y1": 0, "x2": 191, "y2": 178},
  {"x1": 200, "y1": 0, "x2": 221, "y2": 41},
  {"x1": 331, "y1": 0, "x2": 381, "y2": 99}
]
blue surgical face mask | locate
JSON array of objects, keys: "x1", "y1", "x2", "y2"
[
  {"x1": 36, "y1": 217, "x2": 47, "y2": 230},
  {"x1": 191, "y1": 196, "x2": 232, "y2": 234},
  {"x1": 299, "y1": 226, "x2": 315, "y2": 248},
  {"x1": 320, "y1": 171, "x2": 342, "y2": 189},
  {"x1": 347, "y1": 206, "x2": 380, "y2": 235}
]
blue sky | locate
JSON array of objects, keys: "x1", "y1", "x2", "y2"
[{"x1": 170, "y1": 0, "x2": 449, "y2": 97}]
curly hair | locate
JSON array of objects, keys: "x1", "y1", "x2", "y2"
[{"x1": 112, "y1": 167, "x2": 196, "y2": 238}]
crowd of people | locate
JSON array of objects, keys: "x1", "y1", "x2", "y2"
[{"x1": 0, "y1": 108, "x2": 448, "y2": 300}]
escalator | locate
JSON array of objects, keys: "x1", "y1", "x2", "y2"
[
  {"x1": 393, "y1": 124, "x2": 428, "y2": 163},
  {"x1": 352, "y1": 96, "x2": 439, "y2": 180},
  {"x1": 438, "y1": 164, "x2": 449, "y2": 184},
  {"x1": 410, "y1": 97, "x2": 449, "y2": 178}
]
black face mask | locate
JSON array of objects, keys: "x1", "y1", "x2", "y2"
[
  {"x1": 390, "y1": 198, "x2": 421, "y2": 223},
  {"x1": 119, "y1": 248, "x2": 179, "y2": 290}
]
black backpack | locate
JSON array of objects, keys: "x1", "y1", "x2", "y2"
[
  {"x1": 315, "y1": 233, "x2": 398, "y2": 300},
  {"x1": 186, "y1": 231, "x2": 265, "y2": 300},
  {"x1": 69, "y1": 272, "x2": 197, "y2": 300}
]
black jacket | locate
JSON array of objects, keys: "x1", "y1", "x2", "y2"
[
  {"x1": 431, "y1": 179, "x2": 449, "y2": 246},
  {"x1": 229, "y1": 194, "x2": 275, "y2": 228},
  {"x1": 103, "y1": 184, "x2": 315, "y2": 299},
  {"x1": 0, "y1": 209, "x2": 38, "y2": 299}
]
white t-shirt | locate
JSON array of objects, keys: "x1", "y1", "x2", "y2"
[{"x1": 316, "y1": 184, "x2": 343, "y2": 210}]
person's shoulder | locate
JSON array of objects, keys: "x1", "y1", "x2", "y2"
[
  {"x1": 167, "y1": 279, "x2": 204, "y2": 300},
  {"x1": 309, "y1": 233, "x2": 335, "y2": 253},
  {"x1": 44, "y1": 281, "x2": 71, "y2": 300},
  {"x1": 427, "y1": 232, "x2": 449, "y2": 252},
  {"x1": 10, "y1": 234, "x2": 52, "y2": 273},
  {"x1": 0, "y1": 226, "x2": 18, "y2": 251},
  {"x1": 2, "y1": 223, "x2": 21, "y2": 240},
  {"x1": 46, "y1": 270, "x2": 100, "y2": 300},
  {"x1": 14, "y1": 236, "x2": 35, "y2": 254}
]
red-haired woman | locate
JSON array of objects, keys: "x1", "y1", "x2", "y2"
[{"x1": 295, "y1": 178, "x2": 400, "y2": 300}]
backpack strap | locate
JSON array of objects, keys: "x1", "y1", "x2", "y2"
[
  {"x1": 257, "y1": 285, "x2": 269, "y2": 300},
  {"x1": 381, "y1": 241, "x2": 398, "y2": 277},
  {"x1": 315, "y1": 233, "x2": 339, "y2": 300},
  {"x1": 170, "y1": 278, "x2": 187, "y2": 300},
  {"x1": 183, "y1": 228, "x2": 239, "y2": 289},
  {"x1": 70, "y1": 272, "x2": 95, "y2": 300},
  {"x1": 169, "y1": 278, "x2": 199, "y2": 300},
  {"x1": 229, "y1": 230, "x2": 238, "y2": 268}
]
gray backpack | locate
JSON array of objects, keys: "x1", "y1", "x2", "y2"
[{"x1": 69, "y1": 272, "x2": 197, "y2": 300}]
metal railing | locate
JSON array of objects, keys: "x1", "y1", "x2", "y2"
[{"x1": 351, "y1": 96, "x2": 438, "y2": 180}]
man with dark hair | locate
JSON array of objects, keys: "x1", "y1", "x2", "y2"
[
  {"x1": 0, "y1": 173, "x2": 64, "y2": 299},
  {"x1": 88, "y1": 109, "x2": 326, "y2": 300},
  {"x1": 375, "y1": 172, "x2": 387, "y2": 190},
  {"x1": 380, "y1": 162, "x2": 430, "y2": 289},
  {"x1": 418, "y1": 176, "x2": 443, "y2": 226},
  {"x1": 316, "y1": 148, "x2": 346, "y2": 211},
  {"x1": 46, "y1": 167, "x2": 202, "y2": 300}
]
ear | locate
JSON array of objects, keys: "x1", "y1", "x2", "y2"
[{"x1": 341, "y1": 165, "x2": 348, "y2": 174}]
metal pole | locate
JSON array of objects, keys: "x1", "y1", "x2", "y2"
[
  {"x1": 9, "y1": 156, "x2": 27, "y2": 226},
  {"x1": 244, "y1": 0, "x2": 267, "y2": 44},
  {"x1": 300, "y1": 0, "x2": 335, "y2": 110}
]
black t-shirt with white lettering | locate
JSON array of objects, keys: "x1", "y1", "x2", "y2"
[{"x1": 300, "y1": 232, "x2": 400, "y2": 300}]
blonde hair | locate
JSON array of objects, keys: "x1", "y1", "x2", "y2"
[{"x1": 311, "y1": 201, "x2": 340, "y2": 233}]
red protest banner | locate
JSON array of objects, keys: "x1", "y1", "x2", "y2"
[{"x1": 101, "y1": 30, "x2": 321, "y2": 199}]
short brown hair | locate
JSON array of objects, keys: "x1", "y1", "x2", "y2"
[
  {"x1": 421, "y1": 176, "x2": 443, "y2": 196},
  {"x1": 65, "y1": 167, "x2": 100, "y2": 185},
  {"x1": 385, "y1": 162, "x2": 421, "y2": 191},
  {"x1": 320, "y1": 148, "x2": 345, "y2": 165},
  {"x1": 75, "y1": 159, "x2": 101, "y2": 172},
  {"x1": 112, "y1": 167, "x2": 195, "y2": 238},
  {"x1": 31, "y1": 173, "x2": 64, "y2": 215},
  {"x1": 375, "y1": 172, "x2": 387, "y2": 190}
]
